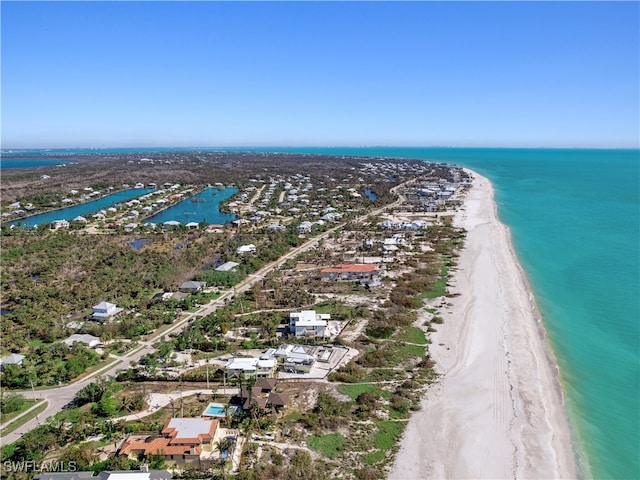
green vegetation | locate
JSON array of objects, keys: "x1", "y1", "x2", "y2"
[
  {"x1": 374, "y1": 420, "x2": 404, "y2": 450},
  {"x1": 396, "y1": 326, "x2": 428, "y2": 345},
  {"x1": 337, "y1": 383, "x2": 392, "y2": 400},
  {"x1": 307, "y1": 432, "x2": 346, "y2": 459},
  {"x1": 0, "y1": 401, "x2": 48, "y2": 436}
]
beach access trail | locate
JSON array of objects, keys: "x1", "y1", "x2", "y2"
[{"x1": 389, "y1": 172, "x2": 576, "y2": 479}]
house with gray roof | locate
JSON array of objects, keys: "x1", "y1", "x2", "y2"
[
  {"x1": 0, "y1": 353, "x2": 25, "y2": 371},
  {"x1": 179, "y1": 281, "x2": 206, "y2": 292}
]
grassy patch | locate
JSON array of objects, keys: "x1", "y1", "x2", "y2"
[
  {"x1": 338, "y1": 384, "x2": 393, "y2": 400},
  {"x1": 307, "y1": 432, "x2": 346, "y2": 459},
  {"x1": 363, "y1": 369, "x2": 406, "y2": 383},
  {"x1": 0, "y1": 399, "x2": 39, "y2": 425},
  {"x1": 396, "y1": 343, "x2": 426, "y2": 359},
  {"x1": 363, "y1": 450, "x2": 386, "y2": 465},
  {"x1": 72, "y1": 357, "x2": 119, "y2": 382},
  {"x1": 374, "y1": 420, "x2": 404, "y2": 450},
  {"x1": 0, "y1": 401, "x2": 48, "y2": 435},
  {"x1": 421, "y1": 261, "x2": 449, "y2": 299},
  {"x1": 396, "y1": 327, "x2": 427, "y2": 345}
]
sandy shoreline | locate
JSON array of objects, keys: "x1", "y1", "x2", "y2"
[{"x1": 389, "y1": 171, "x2": 576, "y2": 479}]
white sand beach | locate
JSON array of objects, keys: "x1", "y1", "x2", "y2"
[{"x1": 389, "y1": 171, "x2": 576, "y2": 479}]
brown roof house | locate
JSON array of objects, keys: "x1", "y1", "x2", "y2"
[
  {"x1": 320, "y1": 264, "x2": 380, "y2": 282},
  {"x1": 119, "y1": 417, "x2": 218, "y2": 466},
  {"x1": 239, "y1": 378, "x2": 289, "y2": 411}
]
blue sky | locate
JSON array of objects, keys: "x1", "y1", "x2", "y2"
[{"x1": 1, "y1": 1, "x2": 638, "y2": 148}]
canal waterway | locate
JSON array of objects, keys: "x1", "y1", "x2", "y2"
[
  {"x1": 364, "y1": 188, "x2": 377, "y2": 201},
  {"x1": 146, "y1": 187, "x2": 238, "y2": 225},
  {"x1": 9, "y1": 188, "x2": 154, "y2": 228},
  {"x1": 1, "y1": 158, "x2": 77, "y2": 168}
]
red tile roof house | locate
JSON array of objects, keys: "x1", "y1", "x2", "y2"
[
  {"x1": 119, "y1": 418, "x2": 218, "y2": 467},
  {"x1": 320, "y1": 264, "x2": 380, "y2": 282}
]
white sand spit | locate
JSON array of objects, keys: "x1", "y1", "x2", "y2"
[{"x1": 389, "y1": 171, "x2": 576, "y2": 480}]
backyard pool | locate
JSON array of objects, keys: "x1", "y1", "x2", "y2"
[{"x1": 202, "y1": 402, "x2": 238, "y2": 417}]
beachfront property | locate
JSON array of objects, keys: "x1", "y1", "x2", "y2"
[
  {"x1": 90, "y1": 301, "x2": 123, "y2": 321},
  {"x1": 119, "y1": 417, "x2": 218, "y2": 466},
  {"x1": 289, "y1": 310, "x2": 331, "y2": 338},
  {"x1": 239, "y1": 378, "x2": 289, "y2": 410},
  {"x1": 320, "y1": 263, "x2": 380, "y2": 282},
  {"x1": 274, "y1": 344, "x2": 316, "y2": 372}
]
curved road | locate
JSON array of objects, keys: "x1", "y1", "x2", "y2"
[{"x1": 0, "y1": 179, "x2": 411, "y2": 446}]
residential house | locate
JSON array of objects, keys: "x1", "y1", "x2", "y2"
[
  {"x1": 289, "y1": 310, "x2": 330, "y2": 338},
  {"x1": 320, "y1": 264, "x2": 380, "y2": 282},
  {"x1": 0, "y1": 353, "x2": 26, "y2": 371},
  {"x1": 274, "y1": 344, "x2": 316, "y2": 369},
  {"x1": 35, "y1": 467, "x2": 171, "y2": 480},
  {"x1": 179, "y1": 281, "x2": 206, "y2": 292},
  {"x1": 64, "y1": 334, "x2": 100, "y2": 348},
  {"x1": 224, "y1": 357, "x2": 276, "y2": 378},
  {"x1": 239, "y1": 378, "x2": 289, "y2": 410},
  {"x1": 215, "y1": 262, "x2": 240, "y2": 272},
  {"x1": 50, "y1": 220, "x2": 70, "y2": 230},
  {"x1": 119, "y1": 417, "x2": 218, "y2": 466},
  {"x1": 297, "y1": 221, "x2": 313, "y2": 234},
  {"x1": 236, "y1": 244, "x2": 256, "y2": 254},
  {"x1": 90, "y1": 302, "x2": 123, "y2": 321}
]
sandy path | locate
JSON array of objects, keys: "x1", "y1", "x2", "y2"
[{"x1": 389, "y1": 171, "x2": 576, "y2": 479}]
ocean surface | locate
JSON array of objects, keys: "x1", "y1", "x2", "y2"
[{"x1": 3, "y1": 147, "x2": 638, "y2": 478}]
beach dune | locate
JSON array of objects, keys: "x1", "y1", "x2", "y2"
[{"x1": 389, "y1": 171, "x2": 576, "y2": 479}]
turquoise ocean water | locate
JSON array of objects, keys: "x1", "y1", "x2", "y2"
[{"x1": 3, "y1": 147, "x2": 638, "y2": 478}]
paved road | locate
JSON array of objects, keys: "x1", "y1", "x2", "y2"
[{"x1": 0, "y1": 179, "x2": 410, "y2": 447}]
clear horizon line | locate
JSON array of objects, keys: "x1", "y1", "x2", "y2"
[{"x1": 2, "y1": 145, "x2": 638, "y2": 151}]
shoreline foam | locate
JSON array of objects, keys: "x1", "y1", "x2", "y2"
[{"x1": 389, "y1": 170, "x2": 577, "y2": 479}]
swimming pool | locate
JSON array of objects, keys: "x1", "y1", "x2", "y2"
[{"x1": 202, "y1": 402, "x2": 238, "y2": 417}]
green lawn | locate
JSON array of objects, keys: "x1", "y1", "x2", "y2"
[
  {"x1": 395, "y1": 343, "x2": 426, "y2": 359},
  {"x1": 307, "y1": 432, "x2": 346, "y2": 459},
  {"x1": 396, "y1": 327, "x2": 427, "y2": 345},
  {"x1": 363, "y1": 449, "x2": 386, "y2": 465},
  {"x1": 374, "y1": 420, "x2": 404, "y2": 450},
  {"x1": 337, "y1": 383, "x2": 393, "y2": 400},
  {"x1": 0, "y1": 401, "x2": 48, "y2": 435},
  {"x1": 0, "y1": 399, "x2": 40, "y2": 425},
  {"x1": 421, "y1": 261, "x2": 449, "y2": 299}
]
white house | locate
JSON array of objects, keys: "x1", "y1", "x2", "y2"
[
  {"x1": 224, "y1": 357, "x2": 275, "y2": 378},
  {"x1": 64, "y1": 334, "x2": 100, "y2": 348},
  {"x1": 289, "y1": 310, "x2": 330, "y2": 338},
  {"x1": 298, "y1": 221, "x2": 313, "y2": 234},
  {"x1": 237, "y1": 244, "x2": 256, "y2": 255},
  {"x1": 50, "y1": 220, "x2": 70, "y2": 230},
  {"x1": 90, "y1": 301, "x2": 123, "y2": 321}
]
